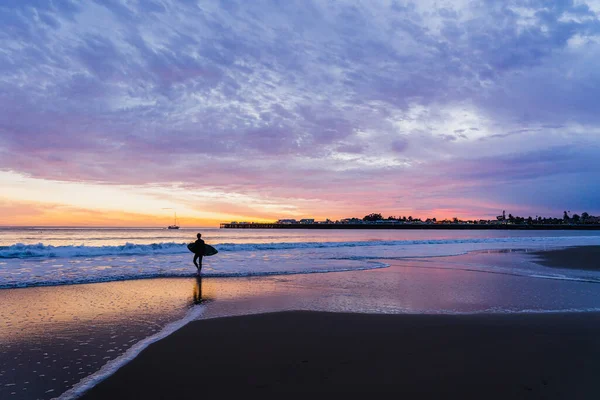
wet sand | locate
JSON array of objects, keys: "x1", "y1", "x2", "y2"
[
  {"x1": 77, "y1": 246, "x2": 600, "y2": 399},
  {"x1": 82, "y1": 310, "x2": 600, "y2": 399},
  {"x1": 532, "y1": 246, "x2": 600, "y2": 270},
  {"x1": 5, "y1": 245, "x2": 599, "y2": 399}
]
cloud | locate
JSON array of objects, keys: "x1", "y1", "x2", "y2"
[
  {"x1": 391, "y1": 137, "x2": 409, "y2": 153},
  {"x1": 1, "y1": 0, "x2": 599, "y2": 219}
]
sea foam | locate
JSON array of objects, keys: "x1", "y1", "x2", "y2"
[
  {"x1": 2, "y1": 235, "x2": 599, "y2": 259},
  {"x1": 2, "y1": 235, "x2": 600, "y2": 289}
]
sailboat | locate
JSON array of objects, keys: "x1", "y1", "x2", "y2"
[{"x1": 167, "y1": 211, "x2": 180, "y2": 229}]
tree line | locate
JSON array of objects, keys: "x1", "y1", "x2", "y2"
[{"x1": 359, "y1": 211, "x2": 600, "y2": 224}]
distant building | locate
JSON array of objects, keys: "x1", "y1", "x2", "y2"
[
  {"x1": 586, "y1": 216, "x2": 600, "y2": 224},
  {"x1": 299, "y1": 219, "x2": 315, "y2": 224},
  {"x1": 318, "y1": 219, "x2": 335, "y2": 224},
  {"x1": 277, "y1": 219, "x2": 297, "y2": 224},
  {"x1": 341, "y1": 218, "x2": 363, "y2": 224}
]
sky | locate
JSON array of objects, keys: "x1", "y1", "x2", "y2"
[{"x1": 1, "y1": 0, "x2": 600, "y2": 226}]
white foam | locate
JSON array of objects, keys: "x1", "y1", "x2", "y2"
[
  {"x1": 1, "y1": 235, "x2": 600, "y2": 289},
  {"x1": 3, "y1": 235, "x2": 600, "y2": 259},
  {"x1": 54, "y1": 305, "x2": 206, "y2": 400},
  {"x1": 0, "y1": 242, "x2": 187, "y2": 259}
]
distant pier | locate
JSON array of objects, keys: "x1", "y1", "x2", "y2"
[{"x1": 219, "y1": 223, "x2": 600, "y2": 230}]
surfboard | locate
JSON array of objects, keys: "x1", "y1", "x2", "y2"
[{"x1": 187, "y1": 243, "x2": 218, "y2": 256}]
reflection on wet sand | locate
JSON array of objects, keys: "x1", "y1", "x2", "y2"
[
  {"x1": 0, "y1": 276, "x2": 268, "y2": 400},
  {"x1": 193, "y1": 276, "x2": 214, "y2": 305},
  {"x1": 0, "y1": 275, "x2": 301, "y2": 400}
]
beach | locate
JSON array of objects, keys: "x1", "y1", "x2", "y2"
[
  {"x1": 532, "y1": 246, "x2": 600, "y2": 270},
  {"x1": 2, "y1": 229, "x2": 600, "y2": 399},
  {"x1": 81, "y1": 311, "x2": 600, "y2": 399},
  {"x1": 77, "y1": 246, "x2": 600, "y2": 399}
]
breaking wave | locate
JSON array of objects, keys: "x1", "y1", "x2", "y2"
[{"x1": 1, "y1": 235, "x2": 598, "y2": 259}]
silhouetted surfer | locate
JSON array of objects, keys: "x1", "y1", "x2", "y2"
[{"x1": 193, "y1": 233, "x2": 205, "y2": 273}]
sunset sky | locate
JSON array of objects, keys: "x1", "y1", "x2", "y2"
[{"x1": 1, "y1": 0, "x2": 600, "y2": 227}]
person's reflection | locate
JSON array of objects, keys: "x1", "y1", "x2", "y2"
[{"x1": 193, "y1": 275, "x2": 205, "y2": 305}]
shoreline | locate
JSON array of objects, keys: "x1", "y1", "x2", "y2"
[
  {"x1": 81, "y1": 246, "x2": 600, "y2": 399},
  {"x1": 5, "y1": 244, "x2": 600, "y2": 399},
  {"x1": 531, "y1": 246, "x2": 600, "y2": 271},
  {"x1": 220, "y1": 223, "x2": 600, "y2": 230},
  {"x1": 81, "y1": 310, "x2": 600, "y2": 398}
]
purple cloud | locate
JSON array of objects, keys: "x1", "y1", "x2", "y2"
[{"x1": 0, "y1": 0, "x2": 599, "y2": 217}]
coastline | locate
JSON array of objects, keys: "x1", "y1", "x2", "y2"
[
  {"x1": 3, "y1": 243, "x2": 600, "y2": 399},
  {"x1": 220, "y1": 223, "x2": 600, "y2": 229},
  {"x1": 78, "y1": 245, "x2": 600, "y2": 399},
  {"x1": 531, "y1": 246, "x2": 600, "y2": 271},
  {"x1": 81, "y1": 310, "x2": 600, "y2": 398}
]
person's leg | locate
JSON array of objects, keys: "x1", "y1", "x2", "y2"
[
  {"x1": 193, "y1": 254, "x2": 199, "y2": 268},
  {"x1": 197, "y1": 255, "x2": 203, "y2": 273}
]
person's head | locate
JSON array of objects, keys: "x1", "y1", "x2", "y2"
[{"x1": 197, "y1": 233, "x2": 202, "y2": 239}]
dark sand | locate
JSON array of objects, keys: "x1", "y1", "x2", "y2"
[
  {"x1": 532, "y1": 246, "x2": 600, "y2": 270},
  {"x1": 82, "y1": 311, "x2": 600, "y2": 399}
]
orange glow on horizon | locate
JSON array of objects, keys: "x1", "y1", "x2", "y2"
[
  {"x1": 0, "y1": 171, "x2": 527, "y2": 227},
  {"x1": 0, "y1": 201, "x2": 494, "y2": 227},
  {"x1": 0, "y1": 204, "x2": 267, "y2": 227}
]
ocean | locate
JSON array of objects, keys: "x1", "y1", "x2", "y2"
[
  {"x1": 2, "y1": 227, "x2": 600, "y2": 399},
  {"x1": 2, "y1": 227, "x2": 600, "y2": 288}
]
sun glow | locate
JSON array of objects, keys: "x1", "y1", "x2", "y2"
[{"x1": 0, "y1": 171, "x2": 276, "y2": 226}]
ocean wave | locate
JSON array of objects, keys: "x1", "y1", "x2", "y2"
[
  {"x1": 0, "y1": 242, "x2": 188, "y2": 259},
  {"x1": 1, "y1": 235, "x2": 598, "y2": 259}
]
